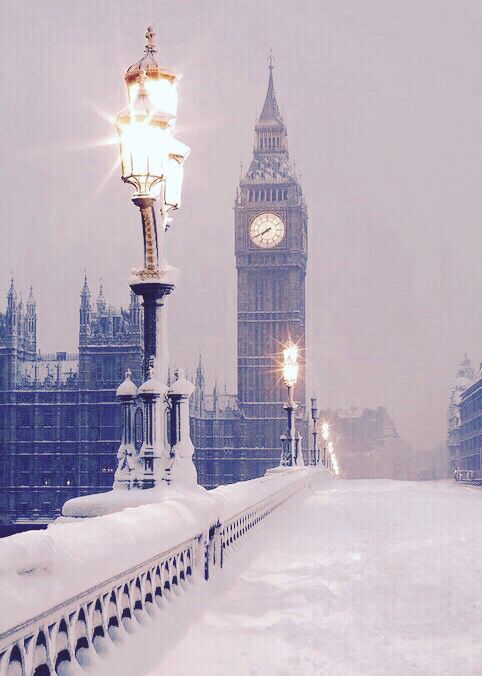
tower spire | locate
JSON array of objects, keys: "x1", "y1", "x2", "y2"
[
  {"x1": 259, "y1": 55, "x2": 281, "y2": 123},
  {"x1": 97, "y1": 281, "x2": 106, "y2": 313}
]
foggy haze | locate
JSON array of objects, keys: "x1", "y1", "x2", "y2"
[{"x1": 1, "y1": 0, "x2": 481, "y2": 454}]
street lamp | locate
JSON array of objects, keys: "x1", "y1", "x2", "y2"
[
  {"x1": 281, "y1": 340, "x2": 301, "y2": 467},
  {"x1": 321, "y1": 421, "x2": 330, "y2": 467},
  {"x1": 114, "y1": 27, "x2": 191, "y2": 490},
  {"x1": 310, "y1": 395, "x2": 319, "y2": 465}
]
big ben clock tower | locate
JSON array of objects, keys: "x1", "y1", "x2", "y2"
[{"x1": 235, "y1": 62, "x2": 308, "y2": 474}]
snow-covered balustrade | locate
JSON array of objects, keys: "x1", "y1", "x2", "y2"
[{"x1": 0, "y1": 468, "x2": 312, "y2": 676}]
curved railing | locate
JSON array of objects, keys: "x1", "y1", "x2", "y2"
[{"x1": 0, "y1": 471, "x2": 310, "y2": 676}]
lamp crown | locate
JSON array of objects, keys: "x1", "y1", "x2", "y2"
[{"x1": 145, "y1": 25, "x2": 156, "y2": 52}]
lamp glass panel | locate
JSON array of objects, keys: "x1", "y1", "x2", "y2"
[
  {"x1": 164, "y1": 158, "x2": 183, "y2": 209},
  {"x1": 283, "y1": 363, "x2": 298, "y2": 388},
  {"x1": 129, "y1": 77, "x2": 178, "y2": 118},
  {"x1": 118, "y1": 119, "x2": 171, "y2": 194}
]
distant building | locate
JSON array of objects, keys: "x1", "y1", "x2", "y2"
[
  {"x1": 458, "y1": 361, "x2": 482, "y2": 472},
  {"x1": 321, "y1": 406, "x2": 418, "y2": 480},
  {"x1": 0, "y1": 277, "x2": 143, "y2": 528},
  {"x1": 447, "y1": 355, "x2": 475, "y2": 472}
]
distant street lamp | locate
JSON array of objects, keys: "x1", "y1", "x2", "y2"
[
  {"x1": 114, "y1": 27, "x2": 191, "y2": 490},
  {"x1": 310, "y1": 395, "x2": 319, "y2": 465},
  {"x1": 281, "y1": 340, "x2": 300, "y2": 467},
  {"x1": 321, "y1": 421, "x2": 330, "y2": 467}
]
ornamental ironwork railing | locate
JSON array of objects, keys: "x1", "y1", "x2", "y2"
[{"x1": 0, "y1": 472, "x2": 309, "y2": 676}]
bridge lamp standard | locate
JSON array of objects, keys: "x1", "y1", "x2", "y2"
[
  {"x1": 281, "y1": 340, "x2": 300, "y2": 467},
  {"x1": 310, "y1": 396, "x2": 319, "y2": 466},
  {"x1": 115, "y1": 26, "x2": 190, "y2": 383},
  {"x1": 114, "y1": 27, "x2": 191, "y2": 490}
]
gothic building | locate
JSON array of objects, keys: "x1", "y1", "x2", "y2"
[
  {"x1": 447, "y1": 355, "x2": 475, "y2": 471},
  {"x1": 0, "y1": 64, "x2": 309, "y2": 526},
  {"x1": 0, "y1": 277, "x2": 143, "y2": 528},
  {"x1": 191, "y1": 63, "x2": 309, "y2": 486},
  {"x1": 455, "y1": 357, "x2": 481, "y2": 473}
]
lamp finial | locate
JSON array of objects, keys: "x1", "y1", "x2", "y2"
[{"x1": 146, "y1": 25, "x2": 156, "y2": 52}]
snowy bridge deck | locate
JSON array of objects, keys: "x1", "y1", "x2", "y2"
[
  {"x1": 2, "y1": 474, "x2": 481, "y2": 675},
  {"x1": 0, "y1": 468, "x2": 312, "y2": 675},
  {"x1": 92, "y1": 477, "x2": 481, "y2": 675}
]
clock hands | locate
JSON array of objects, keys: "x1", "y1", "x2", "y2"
[{"x1": 256, "y1": 226, "x2": 272, "y2": 239}]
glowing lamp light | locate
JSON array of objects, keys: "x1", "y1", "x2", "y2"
[
  {"x1": 125, "y1": 26, "x2": 179, "y2": 120},
  {"x1": 321, "y1": 422, "x2": 330, "y2": 441},
  {"x1": 128, "y1": 76, "x2": 178, "y2": 120},
  {"x1": 116, "y1": 73, "x2": 171, "y2": 198},
  {"x1": 283, "y1": 340, "x2": 299, "y2": 388}
]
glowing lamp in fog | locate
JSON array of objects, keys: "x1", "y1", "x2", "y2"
[
  {"x1": 283, "y1": 340, "x2": 299, "y2": 388},
  {"x1": 125, "y1": 26, "x2": 179, "y2": 120},
  {"x1": 128, "y1": 76, "x2": 178, "y2": 119},
  {"x1": 321, "y1": 422, "x2": 330, "y2": 441},
  {"x1": 116, "y1": 73, "x2": 171, "y2": 197}
]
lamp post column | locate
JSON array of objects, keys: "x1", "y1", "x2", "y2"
[
  {"x1": 310, "y1": 396, "x2": 319, "y2": 466},
  {"x1": 282, "y1": 384, "x2": 297, "y2": 466}
]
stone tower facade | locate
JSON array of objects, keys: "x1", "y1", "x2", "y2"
[
  {"x1": 192, "y1": 64, "x2": 309, "y2": 485},
  {"x1": 235, "y1": 64, "x2": 308, "y2": 455}
]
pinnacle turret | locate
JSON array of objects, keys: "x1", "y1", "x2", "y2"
[
  {"x1": 195, "y1": 353, "x2": 205, "y2": 390},
  {"x1": 97, "y1": 282, "x2": 106, "y2": 314},
  {"x1": 27, "y1": 286, "x2": 36, "y2": 307},
  {"x1": 81, "y1": 274, "x2": 90, "y2": 300},
  {"x1": 258, "y1": 61, "x2": 282, "y2": 124},
  {"x1": 7, "y1": 276, "x2": 16, "y2": 309}
]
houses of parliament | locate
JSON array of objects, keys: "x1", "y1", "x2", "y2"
[{"x1": 0, "y1": 65, "x2": 309, "y2": 529}]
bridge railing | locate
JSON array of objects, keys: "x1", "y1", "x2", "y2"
[{"x1": 0, "y1": 469, "x2": 312, "y2": 676}]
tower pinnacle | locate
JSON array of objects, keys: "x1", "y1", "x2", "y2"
[{"x1": 259, "y1": 58, "x2": 282, "y2": 123}]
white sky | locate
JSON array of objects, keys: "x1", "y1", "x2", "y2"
[{"x1": 1, "y1": 0, "x2": 481, "y2": 451}]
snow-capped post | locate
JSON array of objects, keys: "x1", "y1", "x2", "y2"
[
  {"x1": 114, "y1": 27, "x2": 190, "y2": 489},
  {"x1": 165, "y1": 369, "x2": 198, "y2": 487},
  {"x1": 281, "y1": 340, "x2": 300, "y2": 467},
  {"x1": 295, "y1": 431, "x2": 304, "y2": 467},
  {"x1": 114, "y1": 369, "x2": 138, "y2": 489},
  {"x1": 136, "y1": 362, "x2": 167, "y2": 488},
  {"x1": 280, "y1": 434, "x2": 289, "y2": 466}
]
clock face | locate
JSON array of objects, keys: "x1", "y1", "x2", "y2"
[{"x1": 249, "y1": 212, "x2": 285, "y2": 249}]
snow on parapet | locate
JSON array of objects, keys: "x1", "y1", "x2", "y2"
[{"x1": 0, "y1": 468, "x2": 315, "y2": 634}]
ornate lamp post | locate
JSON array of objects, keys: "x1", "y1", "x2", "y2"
[
  {"x1": 281, "y1": 340, "x2": 302, "y2": 467},
  {"x1": 310, "y1": 395, "x2": 319, "y2": 465},
  {"x1": 116, "y1": 28, "x2": 189, "y2": 383},
  {"x1": 114, "y1": 27, "x2": 191, "y2": 490}
]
